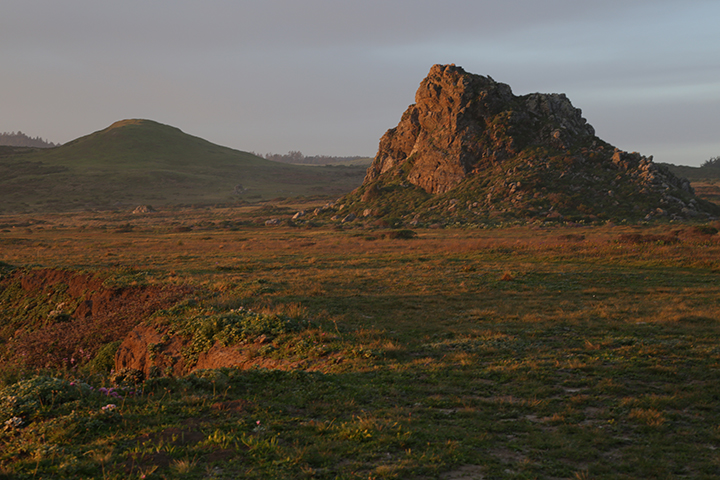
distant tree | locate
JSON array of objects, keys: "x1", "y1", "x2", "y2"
[
  {"x1": 263, "y1": 151, "x2": 305, "y2": 163},
  {"x1": 0, "y1": 131, "x2": 56, "y2": 148},
  {"x1": 701, "y1": 156, "x2": 720, "y2": 168},
  {"x1": 287, "y1": 150, "x2": 304, "y2": 163}
]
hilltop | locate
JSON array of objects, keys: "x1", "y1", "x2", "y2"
[
  {"x1": 0, "y1": 119, "x2": 366, "y2": 213},
  {"x1": 334, "y1": 65, "x2": 719, "y2": 226}
]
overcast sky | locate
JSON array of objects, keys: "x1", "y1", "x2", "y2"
[{"x1": 2, "y1": 0, "x2": 718, "y2": 166}]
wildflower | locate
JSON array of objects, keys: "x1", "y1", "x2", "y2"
[{"x1": 101, "y1": 404, "x2": 117, "y2": 412}]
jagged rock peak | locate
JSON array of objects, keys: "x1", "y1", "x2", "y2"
[
  {"x1": 340, "y1": 64, "x2": 718, "y2": 224},
  {"x1": 364, "y1": 64, "x2": 596, "y2": 195}
]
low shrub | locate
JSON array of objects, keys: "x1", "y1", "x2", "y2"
[
  {"x1": 180, "y1": 308, "x2": 309, "y2": 365},
  {"x1": 385, "y1": 229, "x2": 417, "y2": 240},
  {"x1": 0, "y1": 377, "x2": 93, "y2": 424},
  {"x1": 85, "y1": 341, "x2": 122, "y2": 374},
  {"x1": 689, "y1": 225, "x2": 719, "y2": 236}
]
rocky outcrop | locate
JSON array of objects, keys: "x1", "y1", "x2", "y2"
[
  {"x1": 340, "y1": 64, "x2": 718, "y2": 224},
  {"x1": 364, "y1": 64, "x2": 595, "y2": 195},
  {"x1": 132, "y1": 205, "x2": 155, "y2": 214}
]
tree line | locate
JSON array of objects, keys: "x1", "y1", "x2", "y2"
[
  {"x1": 701, "y1": 156, "x2": 720, "y2": 168},
  {"x1": 0, "y1": 131, "x2": 57, "y2": 148},
  {"x1": 253, "y1": 150, "x2": 370, "y2": 165}
]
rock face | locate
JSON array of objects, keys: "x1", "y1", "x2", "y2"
[
  {"x1": 343, "y1": 64, "x2": 718, "y2": 224},
  {"x1": 366, "y1": 64, "x2": 593, "y2": 195}
]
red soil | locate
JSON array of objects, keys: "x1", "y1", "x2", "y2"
[{"x1": 2, "y1": 268, "x2": 189, "y2": 371}]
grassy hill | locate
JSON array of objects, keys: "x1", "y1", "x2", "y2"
[{"x1": 0, "y1": 119, "x2": 367, "y2": 213}]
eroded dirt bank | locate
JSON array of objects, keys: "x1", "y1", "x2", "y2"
[{"x1": 0, "y1": 268, "x2": 189, "y2": 371}]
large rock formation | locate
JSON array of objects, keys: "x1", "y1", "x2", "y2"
[{"x1": 340, "y1": 64, "x2": 718, "y2": 225}]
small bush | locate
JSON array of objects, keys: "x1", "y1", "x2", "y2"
[
  {"x1": 385, "y1": 229, "x2": 417, "y2": 240},
  {"x1": 109, "y1": 368, "x2": 144, "y2": 387},
  {"x1": 85, "y1": 341, "x2": 122, "y2": 374},
  {"x1": 0, "y1": 261, "x2": 15, "y2": 277},
  {"x1": 180, "y1": 308, "x2": 309, "y2": 365},
  {"x1": 689, "y1": 225, "x2": 718, "y2": 236},
  {"x1": 0, "y1": 377, "x2": 93, "y2": 423},
  {"x1": 559, "y1": 234, "x2": 586, "y2": 242},
  {"x1": 113, "y1": 223, "x2": 134, "y2": 233}
]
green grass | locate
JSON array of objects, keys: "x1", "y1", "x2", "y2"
[{"x1": 2, "y1": 209, "x2": 720, "y2": 478}]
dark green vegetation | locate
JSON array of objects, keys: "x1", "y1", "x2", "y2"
[
  {"x1": 0, "y1": 120, "x2": 367, "y2": 213},
  {"x1": 2, "y1": 205, "x2": 720, "y2": 478}
]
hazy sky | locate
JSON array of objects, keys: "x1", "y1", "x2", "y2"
[{"x1": 2, "y1": 1, "x2": 718, "y2": 166}]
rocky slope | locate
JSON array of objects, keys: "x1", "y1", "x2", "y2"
[{"x1": 335, "y1": 64, "x2": 718, "y2": 225}]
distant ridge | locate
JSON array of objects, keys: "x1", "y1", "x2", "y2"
[
  {"x1": 0, "y1": 119, "x2": 366, "y2": 213},
  {"x1": 335, "y1": 65, "x2": 718, "y2": 225}
]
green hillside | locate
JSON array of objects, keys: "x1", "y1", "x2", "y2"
[
  {"x1": 0, "y1": 119, "x2": 366, "y2": 213},
  {"x1": 663, "y1": 162, "x2": 720, "y2": 182}
]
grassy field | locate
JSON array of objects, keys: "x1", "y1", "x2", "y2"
[{"x1": 1, "y1": 204, "x2": 720, "y2": 479}]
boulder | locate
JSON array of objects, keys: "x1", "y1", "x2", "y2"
[{"x1": 132, "y1": 205, "x2": 155, "y2": 214}]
